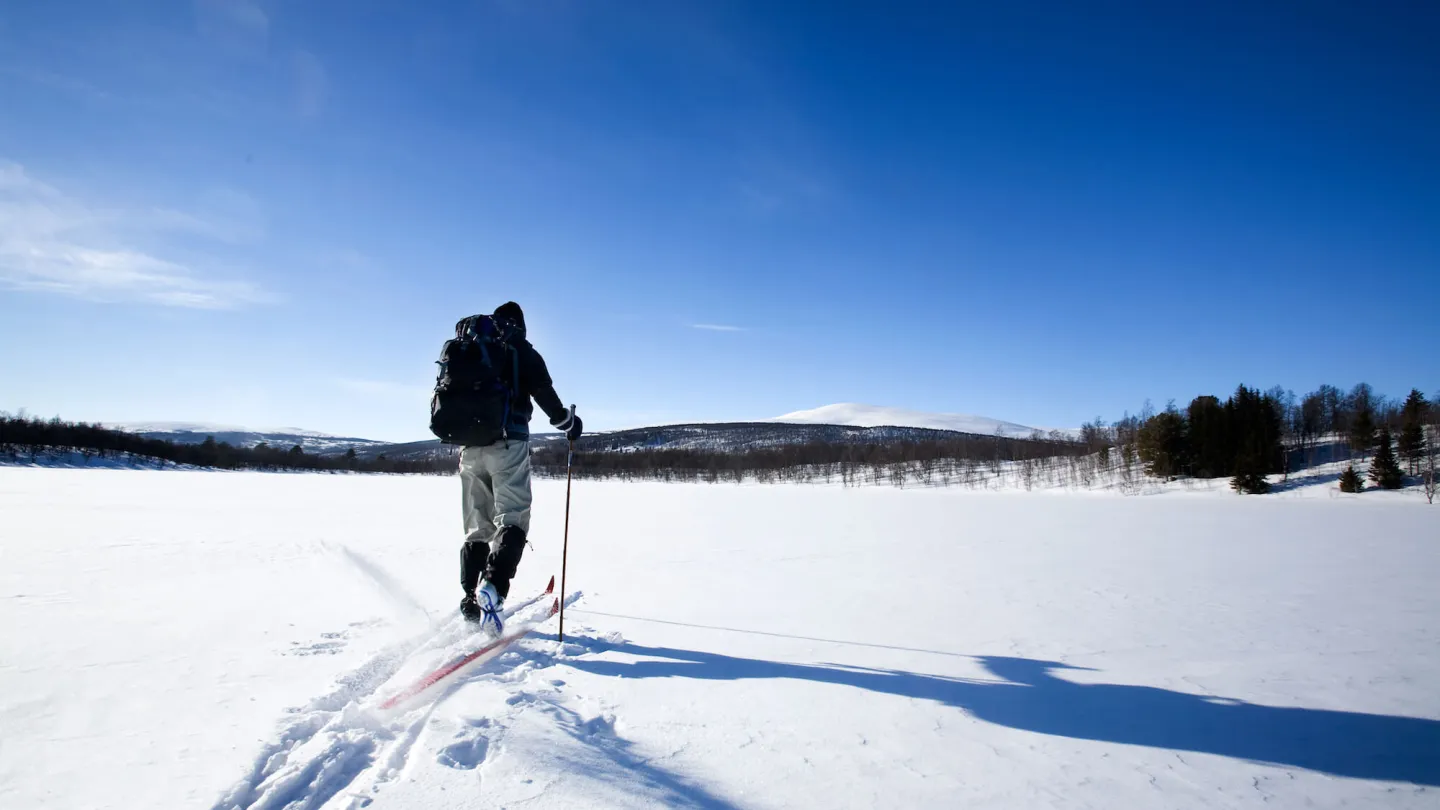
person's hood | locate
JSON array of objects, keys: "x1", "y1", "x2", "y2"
[{"x1": 493, "y1": 301, "x2": 526, "y2": 334}]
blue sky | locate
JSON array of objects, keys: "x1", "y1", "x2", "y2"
[{"x1": 1, "y1": 1, "x2": 1436, "y2": 441}]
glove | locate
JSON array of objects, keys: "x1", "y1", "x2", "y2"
[{"x1": 551, "y1": 405, "x2": 583, "y2": 442}]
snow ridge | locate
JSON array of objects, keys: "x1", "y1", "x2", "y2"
[{"x1": 772, "y1": 403, "x2": 1072, "y2": 439}]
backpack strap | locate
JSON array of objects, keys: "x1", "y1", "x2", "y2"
[
  {"x1": 494, "y1": 321, "x2": 521, "y2": 399},
  {"x1": 470, "y1": 315, "x2": 495, "y2": 377},
  {"x1": 511, "y1": 343, "x2": 520, "y2": 397}
]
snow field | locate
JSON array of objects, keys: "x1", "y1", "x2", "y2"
[{"x1": 1, "y1": 467, "x2": 1436, "y2": 809}]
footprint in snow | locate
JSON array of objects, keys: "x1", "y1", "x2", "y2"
[
  {"x1": 285, "y1": 640, "x2": 347, "y2": 656},
  {"x1": 438, "y1": 732, "x2": 491, "y2": 770},
  {"x1": 580, "y1": 713, "x2": 618, "y2": 736},
  {"x1": 282, "y1": 618, "x2": 385, "y2": 656}
]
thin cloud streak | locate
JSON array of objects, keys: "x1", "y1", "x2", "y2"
[
  {"x1": 0, "y1": 161, "x2": 273, "y2": 309},
  {"x1": 690, "y1": 323, "x2": 746, "y2": 332}
]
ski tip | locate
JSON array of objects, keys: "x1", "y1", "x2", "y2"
[
  {"x1": 545, "y1": 575, "x2": 555, "y2": 595},
  {"x1": 548, "y1": 597, "x2": 560, "y2": 617}
]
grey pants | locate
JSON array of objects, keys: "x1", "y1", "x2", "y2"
[{"x1": 459, "y1": 439, "x2": 533, "y2": 547}]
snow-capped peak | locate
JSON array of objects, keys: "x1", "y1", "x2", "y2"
[
  {"x1": 770, "y1": 403, "x2": 1060, "y2": 439},
  {"x1": 111, "y1": 422, "x2": 347, "y2": 438},
  {"x1": 111, "y1": 421, "x2": 254, "y2": 435},
  {"x1": 104, "y1": 422, "x2": 389, "y2": 453}
]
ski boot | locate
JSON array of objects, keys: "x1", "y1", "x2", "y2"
[{"x1": 460, "y1": 581, "x2": 505, "y2": 636}]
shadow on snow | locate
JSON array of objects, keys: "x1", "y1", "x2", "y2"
[
  {"x1": 521, "y1": 699, "x2": 739, "y2": 810},
  {"x1": 564, "y1": 641, "x2": 1440, "y2": 786},
  {"x1": 566, "y1": 609, "x2": 973, "y2": 658}
]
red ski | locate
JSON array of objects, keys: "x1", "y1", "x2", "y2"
[{"x1": 377, "y1": 579, "x2": 559, "y2": 711}]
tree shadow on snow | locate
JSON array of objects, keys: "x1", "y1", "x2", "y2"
[
  {"x1": 566, "y1": 643, "x2": 1440, "y2": 786},
  {"x1": 1268, "y1": 470, "x2": 1345, "y2": 494}
]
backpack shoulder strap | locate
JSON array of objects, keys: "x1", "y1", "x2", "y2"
[
  {"x1": 511, "y1": 344, "x2": 520, "y2": 396},
  {"x1": 492, "y1": 322, "x2": 522, "y2": 394}
]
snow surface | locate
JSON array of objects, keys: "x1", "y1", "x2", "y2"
[
  {"x1": 2, "y1": 468, "x2": 1437, "y2": 809},
  {"x1": 772, "y1": 403, "x2": 1073, "y2": 438}
]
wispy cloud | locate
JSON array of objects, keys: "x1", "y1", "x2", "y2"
[
  {"x1": 0, "y1": 162, "x2": 273, "y2": 309},
  {"x1": 139, "y1": 206, "x2": 263, "y2": 245},
  {"x1": 690, "y1": 323, "x2": 746, "y2": 332}
]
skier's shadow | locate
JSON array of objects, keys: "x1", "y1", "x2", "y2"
[{"x1": 565, "y1": 643, "x2": 1440, "y2": 786}]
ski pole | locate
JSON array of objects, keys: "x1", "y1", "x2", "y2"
[{"x1": 559, "y1": 435, "x2": 574, "y2": 642}]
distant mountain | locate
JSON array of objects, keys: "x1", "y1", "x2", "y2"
[
  {"x1": 111, "y1": 404, "x2": 1076, "y2": 464},
  {"x1": 772, "y1": 403, "x2": 1073, "y2": 439},
  {"x1": 112, "y1": 422, "x2": 388, "y2": 455},
  {"x1": 348, "y1": 418, "x2": 1080, "y2": 466},
  {"x1": 559, "y1": 422, "x2": 1017, "y2": 453}
]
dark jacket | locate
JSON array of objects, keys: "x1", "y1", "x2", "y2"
[{"x1": 505, "y1": 324, "x2": 567, "y2": 440}]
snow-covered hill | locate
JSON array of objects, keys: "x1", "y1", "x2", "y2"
[
  {"x1": 111, "y1": 421, "x2": 388, "y2": 454},
  {"x1": 774, "y1": 403, "x2": 1073, "y2": 438},
  {"x1": 353, "y1": 418, "x2": 1080, "y2": 465}
]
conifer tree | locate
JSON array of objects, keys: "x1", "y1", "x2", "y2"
[
  {"x1": 1137, "y1": 410, "x2": 1189, "y2": 479},
  {"x1": 1398, "y1": 389, "x2": 1429, "y2": 474},
  {"x1": 1338, "y1": 464, "x2": 1364, "y2": 493},
  {"x1": 1226, "y1": 385, "x2": 1282, "y2": 493},
  {"x1": 1231, "y1": 465, "x2": 1270, "y2": 494},
  {"x1": 1186, "y1": 395, "x2": 1230, "y2": 478},
  {"x1": 1368, "y1": 427, "x2": 1404, "y2": 489}
]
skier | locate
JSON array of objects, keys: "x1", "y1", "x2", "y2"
[{"x1": 438, "y1": 301, "x2": 582, "y2": 634}]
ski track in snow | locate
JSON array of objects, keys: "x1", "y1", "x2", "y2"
[
  {"x1": 212, "y1": 595, "x2": 573, "y2": 810},
  {"x1": 211, "y1": 589, "x2": 737, "y2": 810}
]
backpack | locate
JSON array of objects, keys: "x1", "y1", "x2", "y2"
[{"x1": 429, "y1": 314, "x2": 521, "y2": 446}]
